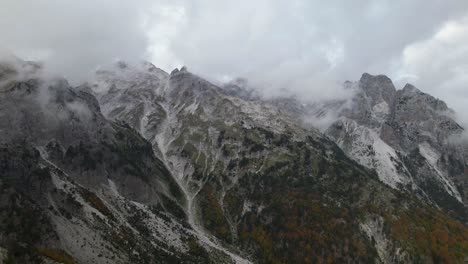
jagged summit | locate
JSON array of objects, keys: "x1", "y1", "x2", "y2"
[
  {"x1": 170, "y1": 65, "x2": 190, "y2": 76},
  {"x1": 170, "y1": 68, "x2": 179, "y2": 75},
  {"x1": 324, "y1": 73, "x2": 467, "y2": 221},
  {"x1": 359, "y1": 72, "x2": 396, "y2": 106},
  {"x1": 401, "y1": 83, "x2": 419, "y2": 93},
  {"x1": 397, "y1": 83, "x2": 451, "y2": 114},
  {"x1": 360, "y1": 72, "x2": 393, "y2": 83}
]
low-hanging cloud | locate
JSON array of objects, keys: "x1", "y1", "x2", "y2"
[
  {"x1": 146, "y1": 0, "x2": 468, "y2": 108},
  {"x1": 0, "y1": 0, "x2": 152, "y2": 84},
  {"x1": 1, "y1": 0, "x2": 468, "y2": 123}
]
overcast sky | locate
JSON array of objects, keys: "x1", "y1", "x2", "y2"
[{"x1": 1, "y1": 0, "x2": 468, "y2": 122}]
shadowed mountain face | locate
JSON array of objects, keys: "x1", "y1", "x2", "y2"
[{"x1": 0, "y1": 60, "x2": 467, "y2": 264}]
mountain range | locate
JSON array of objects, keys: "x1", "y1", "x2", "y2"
[{"x1": 0, "y1": 58, "x2": 467, "y2": 263}]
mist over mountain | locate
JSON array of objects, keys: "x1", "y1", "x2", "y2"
[
  {"x1": 2, "y1": 1, "x2": 468, "y2": 122},
  {"x1": 1, "y1": 1, "x2": 468, "y2": 263},
  {"x1": 0, "y1": 57, "x2": 467, "y2": 264}
]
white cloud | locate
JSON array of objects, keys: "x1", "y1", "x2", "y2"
[{"x1": 395, "y1": 15, "x2": 468, "y2": 123}]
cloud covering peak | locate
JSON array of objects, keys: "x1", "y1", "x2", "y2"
[
  {"x1": 0, "y1": 0, "x2": 151, "y2": 83},
  {"x1": 1, "y1": 0, "x2": 467, "y2": 121}
]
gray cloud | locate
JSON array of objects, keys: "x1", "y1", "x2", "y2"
[
  {"x1": 0, "y1": 0, "x2": 152, "y2": 83},
  {"x1": 1, "y1": 0, "x2": 467, "y2": 122},
  {"x1": 147, "y1": 1, "x2": 468, "y2": 109}
]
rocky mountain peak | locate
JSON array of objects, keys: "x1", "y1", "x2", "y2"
[
  {"x1": 396, "y1": 84, "x2": 450, "y2": 114},
  {"x1": 142, "y1": 61, "x2": 168, "y2": 75},
  {"x1": 401, "y1": 83, "x2": 420, "y2": 94},
  {"x1": 359, "y1": 72, "x2": 396, "y2": 106},
  {"x1": 324, "y1": 73, "x2": 467, "y2": 219},
  {"x1": 170, "y1": 68, "x2": 180, "y2": 75}
]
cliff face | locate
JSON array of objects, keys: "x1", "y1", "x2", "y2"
[{"x1": 324, "y1": 73, "x2": 467, "y2": 222}]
